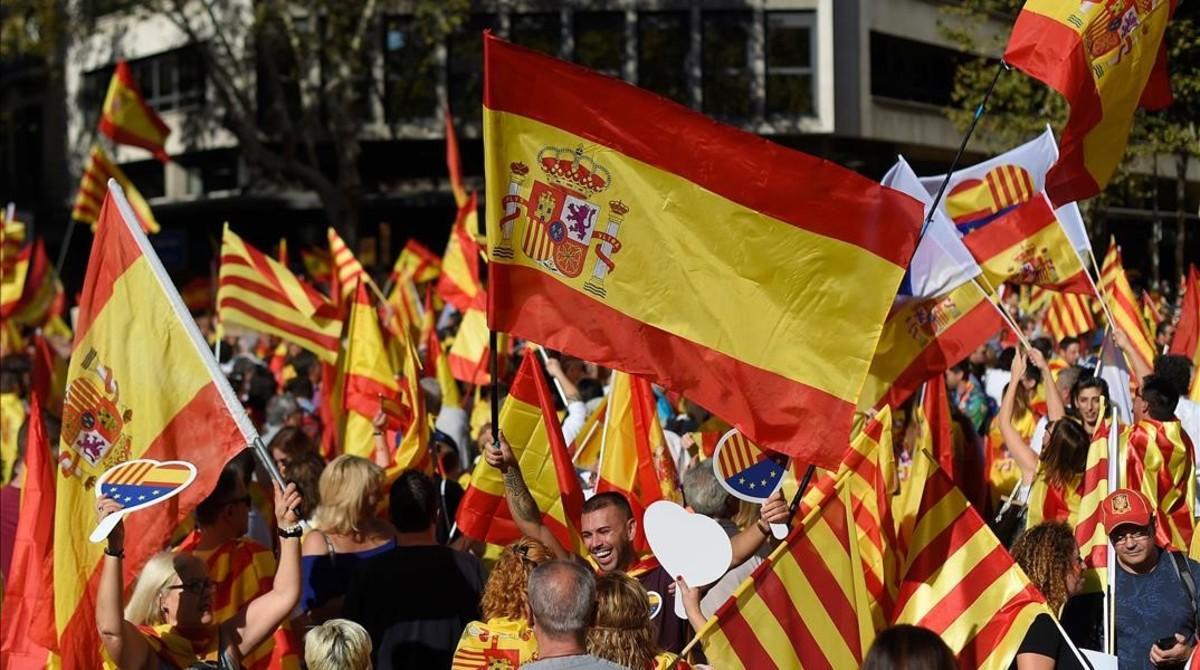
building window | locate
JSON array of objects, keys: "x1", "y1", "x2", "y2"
[
  {"x1": 510, "y1": 13, "x2": 562, "y2": 58},
  {"x1": 574, "y1": 12, "x2": 625, "y2": 79},
  {"x1": 637, "y1": 12, "x2": 689, "y2": 106},
  {"x1": 128, "y1": 46, "x2": 206, "y2": 112},
  {"x1": 701, "y1": 11, "x2": 753, "y2": 120},
  {"x1": 870, "y1": 32, "x2": 967, "y2": 106},
  {"x1": 765, "y1": 12, "x2": 815, "y2": 117},
  {"x1": 255, "y1": 23, "x2": 303, "y2": 134},
  {"x1": 384, "y1": 17, "x2": 438, "y2": 121},
  {"x1": 447, "y1": 14, "x2": 497, "y2": 124}
]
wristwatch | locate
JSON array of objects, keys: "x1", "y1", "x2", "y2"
[{"x1": 277, "y1": 524, "x2": 304, "y2": 539}]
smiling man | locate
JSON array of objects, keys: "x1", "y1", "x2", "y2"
[{"x1": 1103, "y1": 488, "x2": 1200, "y2": 669}]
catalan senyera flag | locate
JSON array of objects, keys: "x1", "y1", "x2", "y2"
[
  {"x1": 960, "y1": 194, "x2": 1091, "y2": 294},
  {"x1": 893, "y1": 448, "x2": 1054, "y2": 669},
  {"x1": 1026, "y1": 417, "x2": 1112, "y2": 593},
  {"x1": 175, "y1": 534, "x2": 300, "y2": 670},
  {"x1": 859, "y1": 278, "x2": 1005, "y2": 411},
  {"x1": 341, "y1": 283, "x2": 401, "y2": 459},
  {"x1": 455, "y1": 351, "x2": 585, "y2": 553},
  {"x1": 53, "y1": 181, "x2": 256, "y2": 670},
  {"x1": 697, "y1": 477, "x2": 875, "y2": 669},
  {"x1": 1120, "y1": 418, "x2": 1196, "y2": 555},
  {"x1": 1043, "y1": 290, "x2": 1097, "y2": 341},
  {"x1": 0, "y1": 395, "x2": 59, "y2": 670},
  {"x1": 328, "y1": 227, "x2": 373, "y2": 307},
  {"x1": 1004, "y1": 0, "x2": 1179, "y2": 204},
  {"x1": 484, "y1": 35, "x2": 920, "y2": 470},
  {"x1": 1101, "y1": 238, "x2": 1156, "y2": 373},
  {"x1": 438, "y1": 192, "x2": 485, "y2": 313},
  {"x1": 1170, "y1": 266, "x2": 1200, "y2": 397},
  {"x1": 446, "y1": 105, "x2": 469, "y2": 209},
  {"x1": 218, "y1": 226, "x2": 343, "y2": 364},
  {"x1": 99, "y1": 60, "x2": 170, "y2": 162},
  {"x1": 71, "y1": 145, "x2": 160, "y2": 234},
  {"x1": 596, "y1": 371, "x2": 682, "y2": 513}
]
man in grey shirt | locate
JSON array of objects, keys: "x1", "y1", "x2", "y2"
[{"x1": 523, "y1": 561, "x2": 626, "y2": 670}]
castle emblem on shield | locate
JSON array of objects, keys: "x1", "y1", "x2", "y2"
[
  {"x1": 495, "y1": 145, "x2": 629, "y2": 298},
  {"x1": 60, "y1": 347, "x2": 133, "y2": 487}
]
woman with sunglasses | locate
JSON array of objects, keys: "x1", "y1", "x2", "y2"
[
  {"x1": 1000, "y1": 350, "x2": 1093, "y2": 534},
  {"x1": 96, "y1": 481, "x2": 304, "y2": 669}
]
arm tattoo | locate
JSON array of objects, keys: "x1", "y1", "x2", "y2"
[{"x1": 503, "y1": 467, "x2": 541, "y2": 523}]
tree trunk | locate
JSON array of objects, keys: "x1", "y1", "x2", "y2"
[{"x1": 1176, "y1": 151, "x2": 1190, "y2": 292}]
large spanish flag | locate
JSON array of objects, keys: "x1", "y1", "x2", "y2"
[
  {"x1": 698, "y1": 474, "x2": 875, "y2": 668},
  {"x1": 99, "y1": 60, "x2": 170, "y2": 162},
  {"x1": 71, "y1": 145, "x2": 160, "y2": 234},
  {"x1": 218, "y1": 225, "x2": 343, "y2": 363},
  {"x1": 961, "y1": 194, "x2": 1090, "y2": 294},
  {"x1": 1004, "y1": 0, "x2": 1179, "y2": 204},
  {"x1": 483, "y1": 35, "x2": 920, "y2": 470},
  {"x1": 455, "y1": 351, "x2": 584, "y2": 553},
  {"x1": 859, "y1": 278, "x2": 1005, "y2": 411},
  {"x1": 52, "y1": 181, "x2": 256, "y2": 669}
]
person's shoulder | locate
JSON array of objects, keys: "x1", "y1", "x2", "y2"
[{"x1": 523, "y1": 654, "x2": 627, "y2": 670}]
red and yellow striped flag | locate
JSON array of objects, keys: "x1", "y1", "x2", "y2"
[
  {"x1": 1043, "y1": 290, "x2": 1096, "y2": 341},
  {"x1": 483, "y1": 35, "x2": 920, "y2": 470},
  {"x1": 697, "y1": 475, "x2": 875, "y2": 668},
  {"x1": 0, "y1": 395, "x2": 59, "y2": 670},
  {"x1": 328, "y1": 227, "x2": 373, "y2": 307},
  {"x1": 456, "y1": 350, "x2": 585, "y2": 552},
  {"x1": 71, "y1": 145, "x2": 160, "y2": 234},
  {"x1": 99, "y1": 60, "x2": 170, "y2": 162},
  {"x1": 52, "y1": 181, "x2": 256, "y2": 669},
  {"x1": 1004, "y1": 0, "x2": 1179, "y2": 204},
  {"x1": 438, "y1": 192, "x2": 484, "y2": 313},
  {"x1": 218, "y1": 226, "x2": 343, "y2": 363},
  {"x1": 596, "y1": 371, "x2": 682, "y2": 517},
  {"x1": 1170, "y1": 265, "x2": 1200, "y2": 400},
  {"x1": 859, "y1": 279, "x2": 1004, "y2": 411},
  {"x1": 961, "y1": 194, "x2": 1090, "y2": 294},
  {"x1": 1026, "y1": 418, "x2": 1112, "y2": 593},
  {"x1": 175, "y1": 535, "x2": 300, "y2": 670},
  {"x1": 340, "y1": 283, "x2": 401, "y2": 459},
  {"x1": 893, "y1": 448, "x2": 1053, "y2": 669},
  {"x1": 1120, "y1": 418, "x2": 1196, "y2": 555},
  {"x1": 1101, "y1": 238, "x2": 1156, "y2": 372}
]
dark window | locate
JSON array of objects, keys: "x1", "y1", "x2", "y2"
[
  {"x1": 447, "y1": 14, "x2": 497, "y2": 124},
  {"x1": 120, "y1": 159, "x2": 165, "y2": 199},
  {"x1": 870, "y1": 32, "x2": 968, "y2": 106},
  {"x1": 510, "y1": 13, "x2": 562, "y2": 57},
  {"x1": 384, "y1": 17, "x2": 438, "y2": 121},
  {"x1": 574, "y1": 12, "x2": 625, "y2": 78},
  {"x1": 765, "y1": 12, "x2": 815, "y2": 117},
  {"x1": 637, "y1": 12, "x2": 689, "y2": 105},
  {"x1": 127, "y1": 46, "x2": 206, "y2": 112},
  {"x1": 174, "y1": 149, "x2": 239, "y2": 193},
  {"x1": 256, "y1": 22, "x2": 304, "y2": 134},
  {"x1": 81, "y1": 64, "x2": 116, "y2": 122},
  {"x1": 701, "y1": 11, "x2": 753, "y2": 120}
]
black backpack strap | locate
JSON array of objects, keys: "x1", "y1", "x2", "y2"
[{"x1": 1167, "y1": 550, "x2": 1200, "y2": 638}]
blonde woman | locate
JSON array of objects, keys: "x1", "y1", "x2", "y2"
[
  {"x1": 301, "y1": 455, "x2": 397, "y2": 624},
  {"x1": 96, "y1": 483, "x2": 303, "y2": 669},
  {"x1": 589, "y1": 572, "x2": 691, "y2": 670},
  {"x1": 451, "y1": 538, "x2": 552, "y2": 668},
  {"x1": 305, "y1": 619, "x2": 373, "y2": 670}
]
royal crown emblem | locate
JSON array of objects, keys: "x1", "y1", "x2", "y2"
[
  {"x1": 1111, "y1": 492, "x2": 1131, "y2": 514},
  {"x1": 60, "y1": 347, "x2": 133, "y2": 489},
  {"x1": 495, "y1": 146, "x2": 629, "y2": 296},
  {"x1": 905, "y1": 294, "x2": 963, "y2": 346}
]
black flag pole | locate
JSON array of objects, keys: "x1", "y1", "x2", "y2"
[
  {"x1": 489, "y1": 330, "x2": 500, "y2": 444},
  {"x1": 785, "y1": 463, "x2": 819, "y2": 526}
]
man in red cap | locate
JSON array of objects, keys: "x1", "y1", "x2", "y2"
[{"x1": 1103, "y1": 487, "x2": 1200, "y2": 669}]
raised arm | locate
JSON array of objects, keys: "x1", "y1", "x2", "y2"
[
  {"x1": 1112, "y1": 327, "x2": 1153, "y2": 383},
  {"x1": 95, "y1": 499, "x2": 151, "y2": 670},
  {"x1": 1027, "y1": 349, "x2": 1065, "y2": 421},
  {"x1": 371, "y1": 410, "x2": 392, "y2": 469},
  {"x1": 482, "y1": 430, "x2": 571, "y2": 560},
  {"x1": 728, "y1": 489, "x2": 789, "y2": 568},
  {"x1": 225, "y1": 483, "x2": 304, "y2": 658},
  {"x1": 1000, "y1": 353, "x2": 1039, "y2": 484}
]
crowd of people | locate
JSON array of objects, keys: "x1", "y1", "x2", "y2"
[{"x1": 0, "y1": 278, "x2": 1197, "y2": 670}]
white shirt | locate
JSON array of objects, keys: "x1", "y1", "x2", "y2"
[
  {"x1": 984, "y1": 369, "x2": 1012, "y2": 408},
  {"x1": 1176, "y1": 398, "x2": 1200, "y2": 516},
  {"x1": 560, "y1": 400, "x2": 588, "y2": 445}
]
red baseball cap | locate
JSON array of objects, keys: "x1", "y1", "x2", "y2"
[{"x1": 1101, "y1": 488, "x2": 1154, "y2": 534}]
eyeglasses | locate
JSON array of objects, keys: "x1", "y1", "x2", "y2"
[
  {"x1": 1110, "y1": 526, "x2": 1152, "y2": 543},
  {"x1": 166, "y1": 579, "x2": 214, "y2": 596}
]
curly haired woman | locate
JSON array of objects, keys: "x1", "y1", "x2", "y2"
[
  {"x1": 451, "y1": 537, "x2": 553, "y2": 668},
  {"x1": 589, "y1": 572, "x2": 690, "y2": 670},
  {"x1": 1009, "y1": 522, "x2": 1087, "y2": 669}
]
